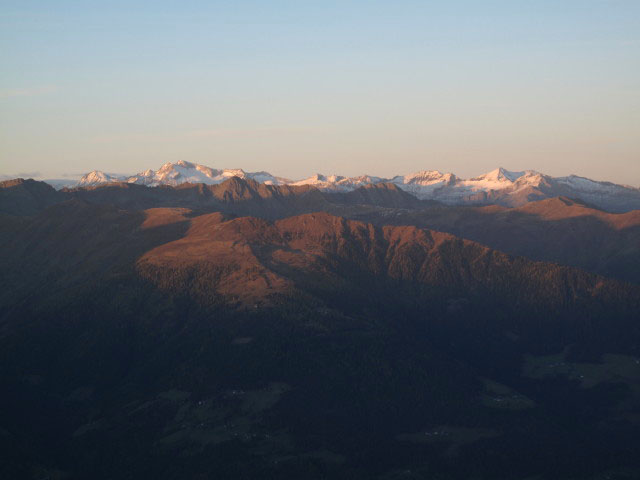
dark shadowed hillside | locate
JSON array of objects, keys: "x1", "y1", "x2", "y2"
[
  {"x1": 0, "y1": 178, "x2": 64, "y2": 216},
  {"x1": 1, "y1": 197, "x2": 640, "y2": 479}
]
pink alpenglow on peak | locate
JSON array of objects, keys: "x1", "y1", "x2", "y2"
[{"x1": 67, "y1": 161, "x2": 640, "y2": 212}]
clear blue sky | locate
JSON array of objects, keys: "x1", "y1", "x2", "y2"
[{"x1": 1, "y1": 1, "x2": 639, "y2": 185}]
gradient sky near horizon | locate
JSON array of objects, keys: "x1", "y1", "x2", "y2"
[{"x1": 1, "y1": 1, "x2": 639, "y2": 185}]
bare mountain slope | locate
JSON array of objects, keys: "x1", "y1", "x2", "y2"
[{"x1": 355, "y1": 196, "x2": 640, "y2": 285}]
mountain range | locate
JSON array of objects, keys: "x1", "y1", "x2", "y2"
[
  {"x1": 2, "y1": 175, "x2": 640, "y2": 285},
  {"x1": 2, "y1": 167, "x2": 640, "y2": 479},
  {"x1": 70, "y1": 160, "x2": 640, "y2": 212}
]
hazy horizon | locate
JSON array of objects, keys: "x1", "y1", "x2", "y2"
[{"x1": 1, "y1": 1, "x2": 639, "y2": 186}]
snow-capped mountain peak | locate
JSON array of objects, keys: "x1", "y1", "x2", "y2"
[
  {"x1": 399, "y1": 170, "x2": 447, "y2": 184},
  {"x1": 68, "y1": 162, "x2": 640, "y2": 212},
  {"x1": 78, "y1": 170, "x2": 126, "y2": 187},
  {"x1": 119, "y1": 161, "x2": 289, "y2": 187},
  {"x1": 471, "y1": 167, "x2": 529, "y2": 184},
  {"x1": 291, "y1": 173, "x2": 381, "y2": 191}
]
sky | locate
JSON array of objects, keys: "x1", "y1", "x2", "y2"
[{"x1": 0, "y1": 1, "x2": 639, "y2": 185}]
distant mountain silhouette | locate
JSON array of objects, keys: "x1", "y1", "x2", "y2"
[{"x1": 60, "y1": 161, "x2": 640, "y2": 212}]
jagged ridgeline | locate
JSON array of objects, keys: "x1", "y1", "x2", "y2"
[
  {"x1": 3, "y1": 176, "x2": 640, "y2": 284},
  {"x1": 47, "y1": 160, "x2": 640, "y2": 212},
  {"x1": 1, "y1": 175, "x2": 640, "y2": 479}
]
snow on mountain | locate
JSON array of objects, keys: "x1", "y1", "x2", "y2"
[
  {"x1": 118, "y1": 161, "x2": 290, "y2": 187},
  {"x1": 72, "y1": 162, "x2": 640, "y2": 212},
  {"x1": 388, "y1": 170, "x2": 457, "y2": 198},
  {"x1": 555, "y1": 175, "x2": 621, "y2": 194},
  {"x1": 423, "y1": 168, "x2": 549, "y2": 204},
  {"x1": 291, "y1": 174, "x2": 384, "y2": 191},
  {"x1": 551, "y1": 175, "x2": 640, "y2": 211},
  {"x1": 288, "y1": 167, "x2": 640, "y2": 210},
  {"x1": 78, "y1": 171, "x2": 127, "y2": 187}
]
